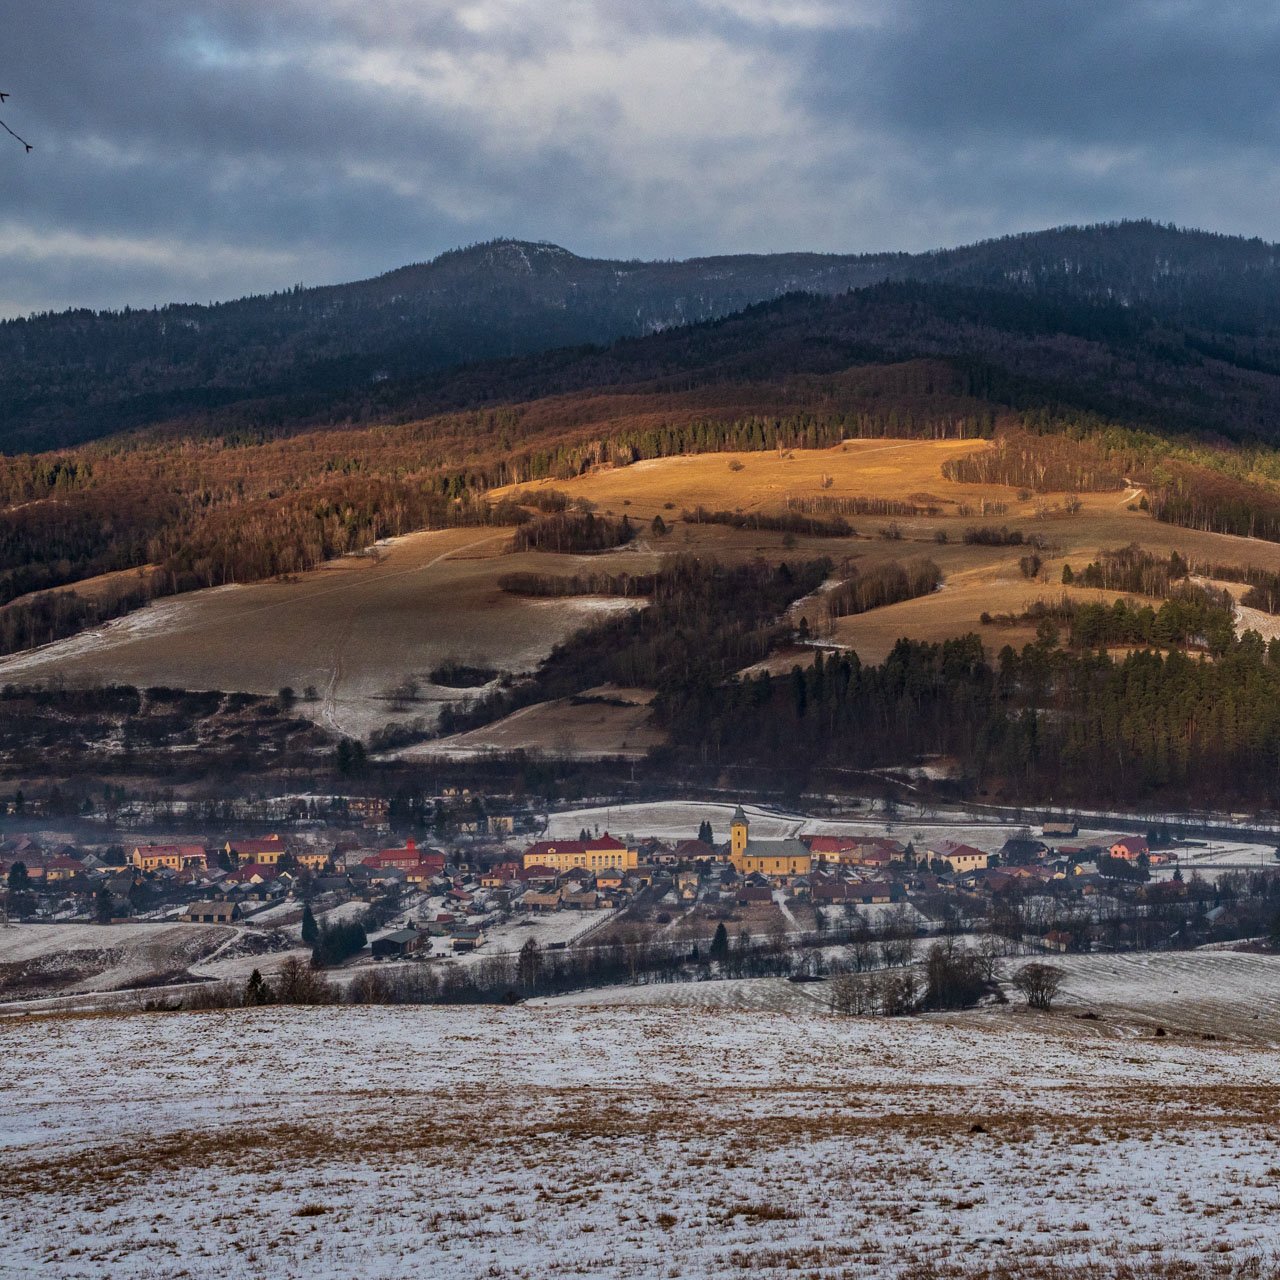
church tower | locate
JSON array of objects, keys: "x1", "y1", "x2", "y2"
[{"x1": 730, "y1": 805, "x2": 749, "y2": 868}]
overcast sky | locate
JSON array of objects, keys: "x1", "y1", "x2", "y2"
[{"x1": 1, "y1": 0, "x2": 1278, "y2": 316}]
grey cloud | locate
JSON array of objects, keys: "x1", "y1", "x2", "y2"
[{"x1": 0, "y1": 0, "x2": 1278, "y2": 314}]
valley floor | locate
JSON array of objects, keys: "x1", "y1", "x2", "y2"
[{"x1": 4, "y1": 1000, "x2": 1279, "y2": 1279}]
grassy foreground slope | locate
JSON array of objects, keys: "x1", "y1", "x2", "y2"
[{"x1": 3, "y1": 1000, "x2": 1278, "y2": 1279}]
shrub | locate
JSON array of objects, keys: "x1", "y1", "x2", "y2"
[{"x1": 1011, "y1": 962, "x2": 1065, "y2": 1010}]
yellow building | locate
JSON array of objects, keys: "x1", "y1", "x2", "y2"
[
  {"x1": 728, "y1": 807, "x2": 811, "y2": 878},
  {"x1": 225, "y1": 836, "x2": 288, "y2": 866},
  {"x1": 131, "y1": 844, "x2": 208, "y2": 872},
  {"x1": 522, "y1": 834, "x2": 638, "y2": 871},
  {"x1": 925, "y1": 840, "x2": 989, "y2": 873}
]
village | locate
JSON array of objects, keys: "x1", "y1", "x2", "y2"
[{"x1": 3, "y1": 790, "x2": 1276, "y2": 1008}]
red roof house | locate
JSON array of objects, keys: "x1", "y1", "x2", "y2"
[
  {"x1": 364, "y1": 837, "x2": 444, "y2": 873},
  {"x1": 1109, "y1": 836, "x2": 1150, "y2": 861}
]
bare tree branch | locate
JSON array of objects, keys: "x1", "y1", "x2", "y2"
[{"x1": 0, "y1": 94, "x2": 32, "y2": 151}]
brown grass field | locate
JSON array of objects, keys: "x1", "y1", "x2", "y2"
[
  {"x1": 499, "y1": 440, "x2": 1280, "y2": 664},
  {"x1": 0, "y1": 526, "x2": 664, "y2": 740},
  {"x1": 11, "y1": 438, "x2": 1280, "y2": 748}
]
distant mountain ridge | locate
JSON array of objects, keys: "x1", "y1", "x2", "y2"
[{"x1": 3, "y1": 220, "x2": 1280, "y2": 452}]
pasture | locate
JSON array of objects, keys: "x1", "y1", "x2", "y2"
[{"x1": 10, "y1": 438, "x2": 1280, "y2": 749}]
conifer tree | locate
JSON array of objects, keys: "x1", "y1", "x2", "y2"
[
  {"x1": 244, "y1": 969, "x2": 272, "y2": 1006},
  {"x1": 710, "y1": 922, "x2": 729, "y2": 965}
]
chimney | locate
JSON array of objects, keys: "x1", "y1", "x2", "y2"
[{"x1": 407, "y1": 837, "x2": 416, "y2": 853}]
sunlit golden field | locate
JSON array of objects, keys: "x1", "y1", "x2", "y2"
[{"x1": 10, "y1": 438, "x2": 1280, "y2": 750}]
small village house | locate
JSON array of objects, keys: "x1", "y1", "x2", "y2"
[
  {"x1": 1109, "y1": 836, "x2": 1150, "y2": 862},
  {"x1": 363, "y1": 837, "x2": 445, "y2": 874},
  {"x1": 523, "y1": 888, "x2": 563, "y2": 912},
  {"x1": 181, "y1": 901, "x2": 241, "y2": 924},
  {"x1": 926, "y1": 839, "x2": 990, "y2": 873},
  {"x1": 371, "y1": 927, "x2": 429, "y2": 959},
  {"x1": 225, "y1": 836, "x2": 289, "y2": 866}
]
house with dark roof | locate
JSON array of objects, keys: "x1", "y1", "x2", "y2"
[
  {"x1": 673, "y1": 838, "x2": 719, "y2": 863},
  {"x1": 371, "y1": 927, "x2": 428, "y2": 959},
  {"x1": 848, "y1": 881, "x2": 898, "y2": 904},
  {"x1": 182, "y1": 901, "x2": 241, "y2": 924},
  {"x1": 998, "y1": 838, "x2": 1048, "y2": 864}
]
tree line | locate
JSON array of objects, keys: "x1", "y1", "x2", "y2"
[
  {"x1": 821, "y1": 558, "x2": 942, "y2": 620},
  {"x1": 438, "y1": 556, "x2": 830, "y2": 738},
  {"x1": 507, "y1": 512, "x2": 635, "y2": 554},
  {"x1": 653, "y1": 629, "x2": 1280, "y2": 805},
  {"x1": 679, "y1": 506, "x2": 852, "y2": 537},
  {"x1": 498, "y1": 570, "x2": 656, "y2": 597}
]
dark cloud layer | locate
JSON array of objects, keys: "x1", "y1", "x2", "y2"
[{"x1": 0, "y1": 0, "x2": 1277, "y2": 315}]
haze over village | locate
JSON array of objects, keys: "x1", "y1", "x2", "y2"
[{"x1": 7, "y1": 3, "x2": 1280, "y2": 1279}]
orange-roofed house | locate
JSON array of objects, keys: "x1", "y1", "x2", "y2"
[
  {"x1": 1109, "y1": 836, "x2": 1150, "y2": 862},
  {"x1": 807, "y1": 836, "x2": 860, "y2": 864},
  {"x1": 44, "y1": 854, "x2": 86, "y2": 881}
]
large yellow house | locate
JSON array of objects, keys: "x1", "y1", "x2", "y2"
[
  {"x1": 522, "y1": 833, "x2": 638, "y2": 871},
  {"x1": 925, "y1": 839, "x2": 990, "y2": 873},
  {"x1": 131, "y1": 844, "x2": 208, "y2": 872},
  {"x1": 226, "y1": 836, "x2": 289, "y2": 865},
  {"x1": 728, "y1": 807, "x2": 811, "y2": 878}
]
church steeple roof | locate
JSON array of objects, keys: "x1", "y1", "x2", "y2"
[{"x1": 731, "y1": 805, "x2": 748, "y2": 826}]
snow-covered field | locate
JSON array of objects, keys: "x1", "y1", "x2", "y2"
[
  {"x1": 544, "y1": 798, "x2": 1131, "y2": 853},
  {"x1": 463, "y1": 906, "x2": 616, "y2": 958},
  {"x1": 1049, "y1": 950, "x2": 1280, "y2": 1043},
  {"x1": 4, "y1": 1001, "x2": 1280, "y2": 1279},
  {"x1": 534, "y1": 950, "x2": 1280, "y2": 1044},
  {"x1": 0, "y1": 921, "x2": 237, "y2": 1000}
]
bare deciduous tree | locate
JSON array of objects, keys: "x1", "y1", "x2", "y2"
[{"x1": 1011, "y1": 961, "x2": 1065, "y2": 1010}]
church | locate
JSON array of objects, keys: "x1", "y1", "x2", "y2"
[{"x1": 728, "y1": 806, "x2": 811, "y2": 879}]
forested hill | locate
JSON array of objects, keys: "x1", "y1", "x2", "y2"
[
  {"x1": 4, "y1": 220, "x2": 1280, "y2": 453},
  {"x1": 0, "y1": 240, "x2": 904, "y2": 452}
]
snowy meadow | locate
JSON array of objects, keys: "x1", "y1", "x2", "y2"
[{"x1": 3, "y1": 1001, "x2": 1280, "y2": 1279}]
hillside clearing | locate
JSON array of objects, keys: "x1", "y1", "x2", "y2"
[
  {"x1": 0, "y1": 527, "x2": 661, "y2": 740},
  {"x1": 396, "y1": 688, "x2": 663, "y2": 761},
  {"x1": 11, "y1": 440, "x2": 1280, "y2": 749}
]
